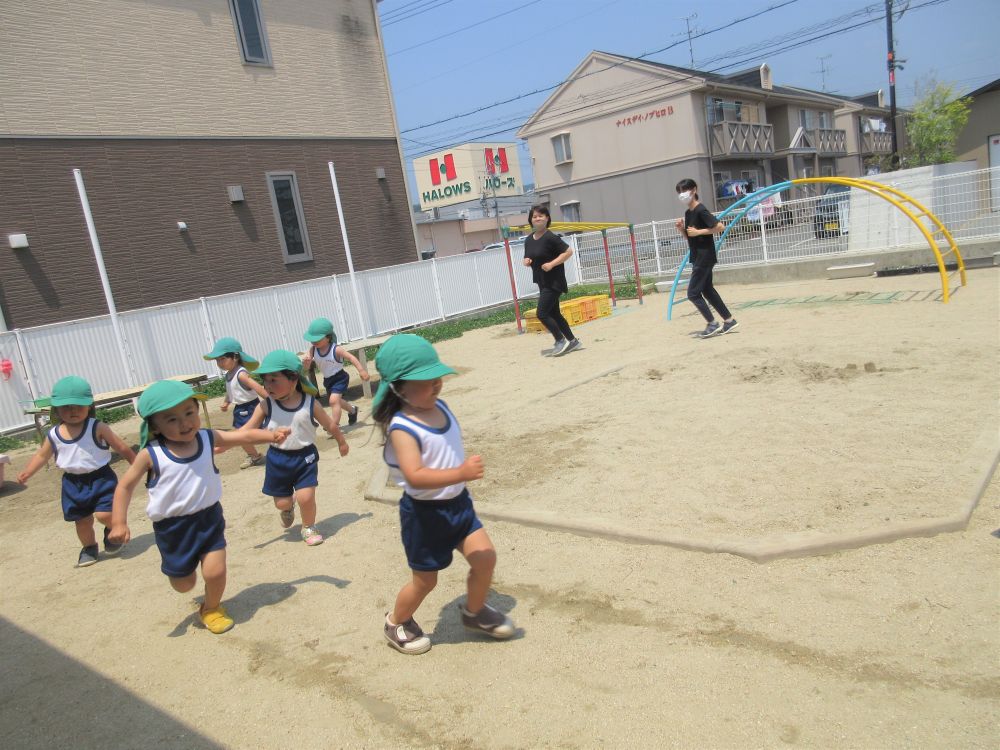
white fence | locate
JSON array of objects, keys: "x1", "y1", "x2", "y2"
[{"x1": 1, "y1": 166, "x2": 997, "y2": 434}]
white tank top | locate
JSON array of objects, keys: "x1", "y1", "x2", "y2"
[
  {"x1": 225, "y1": 366, "x2": 258, "y2": 405},
  {"x1": 145, "y1": 430, "x2": 222, "y2": 522},
  {"x1": 312, "y1": 343, "x2": 344, "y2": 378},
  {"x1": 48, "y1": 418, "x2": 112, "y2": 474},
  {"x1": 383, "y1": 400, "x2": 466, "y2": 501},
  {"x1": 264, "y1": 394, "x2": 318, "y2": 450}
]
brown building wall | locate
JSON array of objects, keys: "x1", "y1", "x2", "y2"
[{"x1": 0, "y1": 137, "x2": 416, "y2": 329}]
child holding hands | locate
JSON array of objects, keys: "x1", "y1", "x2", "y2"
[
  {"x1": 204, "y1": 337, "x2": 269, "y2": 469},
  {"x1": 301, "y1": 317, "x2": 370, "y2": 428}
]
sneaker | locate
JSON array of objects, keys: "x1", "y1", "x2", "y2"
[
  {"x1": 199, "y1": 605, "x2": 234, "y2": 634},
  {"x1": 698, "y1": 321, "x2": 722, "y2": 339},
  {"x1": 301, "y1": 525, "x2": 324, "y2": 546},
  {"x1": 103, "y1": 527, "x2": 123, "y2": 556},
  {"x1": 561, "y1": 338, "x2": 582, "y2": 355},
  {"x1": 721, "y1": 319, "x2": 740, "y2": 335},
  {"x1": 550, "y1": 339, "x2": 570, "y2": 357},
  {"x1": 384, "y1": 614, "x2": 432, "y2": 655},
  {"x1": 460, "y1": 603, "x2": 515, "y2": 639},
  {"x1": 541, "y1": 347, "x2": 556, "y2": 357},
  {"x1": 279, "y1": 501, "x2": 295, "y2": 529},
  {"x1": 347, "y1": 406, "x2": 359, "y2": 426},
  {"x1": 76, "y1": 545, "x2": 99, "y2": 568},
  {"x1": 240, "y1": 455, "x2": 265, "y2": 470}
]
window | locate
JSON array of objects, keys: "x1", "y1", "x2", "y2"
[
  {"x1": 799, "y1": 109, "x2": 815, "y2": 129},
  {"x1": 740, "y1": 170, "x2": 760, "y2": 190},
  {"x1": 552, "y1": 133, "x2": 572, "y2": 164},
  {"x1": 713, "y1": 170, "x2": 732, "y2": 186},
  {"x1": 266, "y1": 172, "x2": 312, "y2": 263},
  {"x1": 818, "y1": 111, "x2": 832, "y2": 129},
  {"x1": 560, "y1": 201, "x2": 580, "y2": 222},
  {"x1": 708, "y1": 97, "x2": 725, "y2": 124},
  {"x1": 230, "y1": 0, "x2": 271, "y2": 65},
  {"x1": 821, "y1": 165, "x2": 834, "y2": 177}
]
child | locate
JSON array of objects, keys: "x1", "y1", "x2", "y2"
[
  {"x1": 373, "y1": 334, "x2": 514, "y2": 655},
  {"x1": 17, "y1": 375, "x2": 136, "y2": 568},
  {"x1": 301, "y1": 317, "x2": 370, "y2": 429},
  {"x1": 203, "y1": 337, "x2": 269, "y2": 469},
  {"x1": 242, "y1": 349, "x2": 350, "y2": 547},
  {"x1": 108, "y1": 380, "x2": 290, "y2": 634},
  {"x1": 674, "y1": 178, "x2": 739, "y2": 338}
]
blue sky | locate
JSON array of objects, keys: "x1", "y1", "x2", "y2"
[{"x1": 378, "y1": 0, "x2": 997, "y2": 191}]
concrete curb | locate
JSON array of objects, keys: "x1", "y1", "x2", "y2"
[{"x1": 363, "y1": 427, "x2": 1000, "y2": 562}]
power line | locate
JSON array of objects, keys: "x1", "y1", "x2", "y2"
[
  {"x1": 381, "y1": 0, "x2": 455, "y2": 27},
  {"x1": 388, "y1": 0, "x2": 542, "y2": 57}
]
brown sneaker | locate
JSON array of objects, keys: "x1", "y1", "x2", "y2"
[
  {"x1": 384, "y1": 614, "x2": 431, "y2": 654},
  {"x1": 460, "y1": 603, "x2": 515, "y2": 639}
]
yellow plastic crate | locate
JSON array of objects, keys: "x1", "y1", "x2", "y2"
[
  {"x1": 591, "y1": 294, "x2": 612, "y2": 318},
  {"x1": 577, "y1": 297, "x2": 599, "y2": 322},
  {"x1": 559, "y1": 299, "x2": 585, "y2": 326}
]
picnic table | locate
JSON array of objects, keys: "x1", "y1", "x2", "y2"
[{"x1": 24, "y1": 373, "x2": 211, "y2": 440}]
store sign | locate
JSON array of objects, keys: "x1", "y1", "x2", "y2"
[
  {"x1": 414, "y1": 143, "x2": 524, "y2": 210},
  {"x1": 616, "y1": 105, "x2": 674, "y2": 128}
]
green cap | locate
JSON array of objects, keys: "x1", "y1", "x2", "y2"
[
  {"x1": 373, "y1": 334, "x2": 456, "y2": 409},
  {"x1": 304, "y1": 317, "x2": 336, "y2": 344},
  {"x1": 48, "y1": 375, "x2": 95, "y2": 407},
  {"x1": 203, "y1": 337, "x2": 259, "y2": 371},
  {"x1": 256, "y1": 350, "x2": 319, "y2": 397},
  {"x1": 137, "y1": 380, "x2": 208, "y2": 448}
]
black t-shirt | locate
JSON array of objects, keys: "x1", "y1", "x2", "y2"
[
  {"x1": 523, "y1": 230, "x2": 570, "y2": 292},
  {"x1": 684, "y1": 203, "x2": 719, "y2": 267}
]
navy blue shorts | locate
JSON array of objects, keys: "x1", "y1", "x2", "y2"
[
  {"x1": 399, "y1": 489, "x2": 483, "y2": 571},
  {"x1": 231, "y1": 399, "x2": 259, "y2": 429},
  {"x1": 61, "y1": 464, "x2": 117, "y2": 521},
  {"x1": 152, "y1": 502, "x2": 226, "y2": 578},
  {"x1": 262, "y1": 445, "x2": 319, "y2": 498},
  {"x1": 323, "y1": 370, "x2": 350, "y2": 396}
]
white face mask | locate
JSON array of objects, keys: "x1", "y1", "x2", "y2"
[{"x1": 678, "y1": 191, "x2": 693, "y2": 204}]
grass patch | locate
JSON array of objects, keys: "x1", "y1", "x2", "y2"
[{"x1": 0, "y1": 434, "x2": 27, "y2": 452}]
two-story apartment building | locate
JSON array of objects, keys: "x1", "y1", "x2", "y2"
[
  {"x1": 0, "y1": 0, "x2": 417, "y2": 329},
  {"x1": 517, "y1": 52, "x2": 873, "y2": 223}
]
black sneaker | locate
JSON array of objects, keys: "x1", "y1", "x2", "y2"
[
  {"x1": 77, "y1": 545, "x2": 99, "y2": 568},
  {"x1": 721, "y1": 319, "x2": 739, "y2": 335},
  {"x1": 103, "y1": 527, "x2": 123, "y2": 556},
  {"x1": 698, "y1": 322, "x2": 722, "y2": 339},
  {"x1": 460, "y1": 603, "x2": 515, "y2": 639},
  {"x1": 347, "y1": 406, "x2": 359, "y2": 426},
  {"x1": 384, "y1": 614, "x2": 431, "y2": 654}
]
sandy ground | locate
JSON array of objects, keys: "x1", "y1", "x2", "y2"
[{"x1": 1, "y1": 269, "x2": 998, "y2": 749}]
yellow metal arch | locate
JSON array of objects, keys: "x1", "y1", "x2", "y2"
[
  {"x1": 504, "y1": 221, "x2": 628, "y2": 235},
  {"x1": 792, "y1": 177, "x2": 966, "y2": 302}
]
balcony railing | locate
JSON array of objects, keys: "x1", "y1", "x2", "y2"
[
  {"x1": 861, "y1": 131, "x2": 892, "y2": 154},
  {"x1": 814, "y1": 127, "x2": 847, "y2": 155},
  {"x1": 711, "y1": 122, "x2": 774, "y2": 158}
]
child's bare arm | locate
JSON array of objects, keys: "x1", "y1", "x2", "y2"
[
  {"x1": 109, "y1": 450, "x2": 152, "y2": 544},
  {"x1": 16, "y1": 439, "x2": 54, "y2": 484},
  {"x1": 97, "y1": 422, "x2": 137, "y2": 464},
  {"x1": 214, "y1": 427, "x2": 289, "y2": 450},
  {"x1": 237, "y1": 370, "x2": 269, "y2": 401},
  {"x1": 313, "y1": 400, "x2": 349, "y2": 456},
  {"x1": 238, "y1": 403, "x2": 267, "y2": 431},
  {"x1": 338, "y1": 347, "x2": 370, "y2": 380},
  {"x1": 390, "y1": 429, "x2": 482, "y2": 490}
]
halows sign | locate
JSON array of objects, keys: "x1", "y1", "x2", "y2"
[{"x1": 414, "y1": 142, "x2": 524, "y2": 211}]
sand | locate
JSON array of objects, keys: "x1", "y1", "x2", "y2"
[{"x1": 1, "y1": 269, "x2": 998, "y2": 749}]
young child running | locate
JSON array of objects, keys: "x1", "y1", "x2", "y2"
[
  {"x1": 109, "y1": 380, "x2": 290, "y2": 634},
  {"x1": 204, "y1": 337, "x2": 269, "y2": 469},
  {"x1": 18, "y1": 376, "x2": 136, "y2": 568},
  {"x1": 373, "y1": 334, "x2": 515, "y2": 655},
  {"x1": 301, "y1": 317, "x2": 370, "y2": 429},
  {"x1": 675, "y1": 178, "x2": 739, "y2": 338},
  {"x1": 242, "y1": 350, "x2": 350, "y2": 547}
]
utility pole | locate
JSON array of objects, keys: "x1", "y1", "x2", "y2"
[
  {"x1": 814, "y1": 54, "x2": 832, "y2": 92},
  {"x1": 885, "y1": 0, "x2": 901, "y2": 168},
  {"x1": 680, "y1": 13, "x2": 698, "y2": 68}
]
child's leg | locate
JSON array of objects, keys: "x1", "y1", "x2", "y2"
[
  {"x1": 457, "y1": 528, "x2": 497, "y2": 614},
  {"x1": 294, "y1": 486, "x2": 317, "y2": 527},
  {"x1": 93, "y1": 510, "x2": 112, "y2": 529},
  {"x1": 328, "y1": 393, "x2": 345, "y2": 425},
  {"x1": 74, "y1": 516, "x2": 97, "y2": 547},
  {"x1": 392, "y1": 569, "x2": 438, "y2": 624},
  {"x1": 200, "y1": 548, "x2": 227, "y2": 611},
  {"x1": 243, "y1": 444, "x2": 261, "y2": 459},
  {"x1": 168, "y1": 571, "x2": 198, "y2": 594}
]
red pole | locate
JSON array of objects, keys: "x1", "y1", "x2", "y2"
[
  {"x1": 503, "y1": 236, "x2": 524, "y2": 334},
  {"x1": 601, "y1": 229, "x2": 617, "y2": 306},
  {"x1": 628, "y1": 224, "x2": 643, "y2": 305}
]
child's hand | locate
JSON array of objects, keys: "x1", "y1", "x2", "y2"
[
  {"x1": 220, "y1": 402, "x2": 229, "y2": 412},
  {"x1": 459, "y1": 455, "x2": 484, "y2": 481},
  {"x1": 16, "y1": 471, "x2": 30, "y2": 484},
  {"x1": 337, "y1": 438, "x2": 349, "y2": 457},
  {"x1": 301, "y1": 355, "x2": 313, "y2": 368},
  {"x1": 360, "y1": 370, "x2": 370, "y2": 382},
  {"x1": 108, "y1": 524, "x2": 130, "y2": 545},
  {"x1": 272, "y1": 427, "x2": 291, "y2": 445},
  {"x1": 674, "y1": 218, "x2": 685, "y2": 233}
]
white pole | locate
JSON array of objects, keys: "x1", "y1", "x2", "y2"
[
  {"x1": 72, "y1": 168, "x2": 138, "y2": 387},
  {"x1": 759, "y1": 209, "x2": 769, "y2": 263},
  {"x1": 328, "y1": 161, "x2": 368, "y2": 338},
  {"x1": 651, "y1": 222, "x2": 663, "y2": 276}
]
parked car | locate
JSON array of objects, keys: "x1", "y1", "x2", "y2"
[{"x1": 813, "y1": 183, "x2": 851, "y2": 238}]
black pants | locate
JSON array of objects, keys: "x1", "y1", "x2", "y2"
[
  {"x1": 687, "y1": 264, "x2": 732, "y2": 322},
  {"x1": 536, "y1": 287, "x2": 574, "y2": 342}
]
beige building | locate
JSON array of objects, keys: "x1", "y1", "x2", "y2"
[
  {"x1": 955, "y1": 79, "x2": 1000, "y2": 170},
  {"x1": 0, "y1": 0, "x2": 417, "y2": 329},
  {"x1": 518, "y1": 52, "x2": 896, "y2": 222}
]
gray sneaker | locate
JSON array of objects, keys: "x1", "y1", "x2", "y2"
[
  {"x1": 77, "y1": 545, "x2": 99, "y2": 568},
  {"x1": 460, "y1": 603, "x2": 515, "y2": 639},
  {"x1": 103, "y1": 527, "x2": 123, "y2": 556},
  {"x1": 720, "y1": 319, "x2": 739, "y2": 335},
  {"x1": 561, "y1": 338, "x2": 582, "y2": 355},
  {"x1": 548, "y1": 339, "x2": 568, "y2": 357},
  {"x1": 384, "y1": 614, "x2": 432, "y2": 654},
  {"x1": 698, "y1": 321, "x2": 722, "y2": 339}
]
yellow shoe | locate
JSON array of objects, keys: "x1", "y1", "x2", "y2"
[{"x1": 199, "y1": 605, "x2": 234, "y2": 634}]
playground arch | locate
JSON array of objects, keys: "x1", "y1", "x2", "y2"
[{"x1": 666, "y1": 177, "x2": 968, "y2": 319}]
